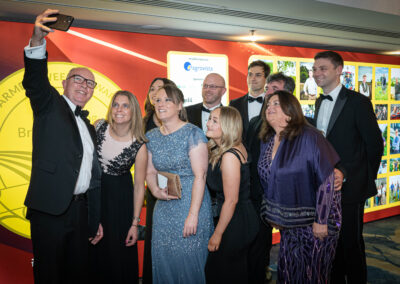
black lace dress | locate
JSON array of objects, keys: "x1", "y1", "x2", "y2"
[{"x1": 91, "y1": 119, "x2": 144, "y2": 283}]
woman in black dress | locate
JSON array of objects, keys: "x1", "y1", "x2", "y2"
[
  {"x1": 204, "y1": 106, "x2": 259, "y2": 284},
  {"x1": 91, "y1": 90, "x2": 147, "y2": 283},
  {"x1": 142, "y1": 78, "x2": 176, "y2": 284}
]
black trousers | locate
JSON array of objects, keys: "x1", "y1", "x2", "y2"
[
  {"x1": 247, "y1": 217, "x2": 272, "y2": 284},
  {"x1": 28, "y1": 197, "x2": 89, "y2": 284},
  {"x1": 331, "y1": 202, "x2": 367, "y2": 284}
]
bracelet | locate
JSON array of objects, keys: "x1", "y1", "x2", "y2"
[
  {"x1": 131, "y1": 224, "x2": 138, "y2": 227},
  {"x1": 133, "y1": 216, "x2": 141, "y2": 222}
]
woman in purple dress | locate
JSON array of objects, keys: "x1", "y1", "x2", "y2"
[{"x1": 258, "y1": 90, "x2": 341, "y2": 283}]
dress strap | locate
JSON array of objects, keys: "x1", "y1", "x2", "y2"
[
  {"x1": 95, "y1": 118, "x2": 106, "y2": 131},
  {"x1": 225, "y1": 148, "x2": 246, "y2": 164}
]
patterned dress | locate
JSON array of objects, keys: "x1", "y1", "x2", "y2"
[
  {"x1": 146, "y1": 123, "x2": 213, "y2": 284},
  {"x1": 91, "y1": 119, "x2": 144, "y2": 283},
  {"x1": 258, "y1": 132, "x2": 341, "y2": 283}
]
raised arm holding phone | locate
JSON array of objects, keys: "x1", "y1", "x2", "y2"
[{"x1": 24, "y1": 9, "x2": 102, "y2": 283}]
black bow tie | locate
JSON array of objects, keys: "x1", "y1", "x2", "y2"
[
  {"x1": 202, "y1": 104, "x2": 222, "y2": 113},
  {"x1": 75, "y1": 106, "x2": 89, "y2": 119},
  {"x1": 248, "y1": 96, "x2": 263, "y2": 103},
  {"x1": 320, "y1": 94, "x2": 333, "y2": 102},
  {"x1": 201, "y1": 106, "x2": 211, "y2": 113}
]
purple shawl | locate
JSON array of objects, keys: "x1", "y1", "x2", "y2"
[{"x1": 259, "y1": 125, "x2": 339, "y2": 227}]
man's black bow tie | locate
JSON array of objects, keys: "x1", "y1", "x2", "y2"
[
  {"x1": 201, "y1": 106, "x2": 211, "y2": 113},
  {"x1": 248, "y1": 96, "x2": 263, "y2": 103},
  {"x1": 75, "y1": 106, "x2": 89, "y2": 119},
  {"x1": 320, "y1": 94, "x2": 333, "y2": 102}
]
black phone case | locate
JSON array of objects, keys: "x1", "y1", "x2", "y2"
[{"x1": 44, "y1": 14, "x2": 74, "y2": 31}]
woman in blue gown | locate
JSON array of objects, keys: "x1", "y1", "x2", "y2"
[
  {"x1": 145, "y1": 83, "x2": 213, "y2": 284},
  {"x1": 142, "y1": 77, "x2": 176, "y2": 284}
]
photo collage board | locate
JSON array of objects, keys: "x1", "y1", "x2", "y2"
[{"x1": 249, "y1": 55, "x2": 400, "y2": 213}]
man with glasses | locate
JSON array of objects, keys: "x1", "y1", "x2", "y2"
[
  {"x1": 186, "y1": 73, "x2": 226, "y2": 133},
  {"x1": 230, "y1": 60, "x2": 271, "y2": 140},
  {"x1": 23, "y1": 9, "x2": 102, "y2": 283}
]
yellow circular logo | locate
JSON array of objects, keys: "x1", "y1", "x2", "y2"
[{"x1": 0, "y1": 62, "x2": 120, "y2": 238}]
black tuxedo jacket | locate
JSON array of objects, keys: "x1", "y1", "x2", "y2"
[
  {"x1": 229, "y1": 94, "x2": 250, "y2": 138},
  {"x1": 23, "y1": 55, "x2": 101, "y2": 237},
  {"x1": 313, "y1": 86, "x2": 383, "y2": 204},
  {"x1": 246, "y1": 115, "x2": 264, "y2": 212},
  {"x1": 185, "y1": 102, "x2": 203, "y2": 129}
]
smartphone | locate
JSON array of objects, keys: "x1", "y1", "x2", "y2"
[{"x1": 44, "y1": 14, "x2": 74, "y2": 31}]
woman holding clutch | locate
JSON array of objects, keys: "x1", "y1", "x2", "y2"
[
  {"x1": 145, "y1": 84, "x2": 213, "y2": 283},
  {"x1": 204, "y1": 106, "x2": 259, "y2": 284},
  {"x1": 142, "y1": 77, "x2": 176, "y2": 284},
  {"x1": 91, "y1": 90, "x2": 147, "y2": 283}
]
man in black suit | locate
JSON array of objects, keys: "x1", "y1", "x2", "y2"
[
  {"x1": 23, "y1": 9, "x2": 103, "y2": 283},
  {"x1": 230, "y1": 60, "x2": 271, "y2": 140},
  {"x1": 186, "y1": 73, "x2": 226, "y2": 132},
  {"x1": 312, "y1": 51, "x2": 383, "y2": 283},
  {"x1": 246, "y1": 72, "x2": 295, "y2": 283}
]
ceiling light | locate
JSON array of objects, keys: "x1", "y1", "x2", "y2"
[
  {"x1": 382, "y1": 50, "x2": 400, "y2": 55},
  {"x1": 250, "y1": 30, "x2": 256, "y2": 42}
]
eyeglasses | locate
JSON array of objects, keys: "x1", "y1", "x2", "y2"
[
  {"x1": 202, "y1": 84, "x2": 224, "y2": 90},
  {"x1": 67, "y1": 74, "x2": 97, "y2": 89}
]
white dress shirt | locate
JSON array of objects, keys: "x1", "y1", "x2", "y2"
[
  {"x1": 63, "y1": 96, "x2": 94, "y2": 194},
  {"x1": 248, "y1": 93, "x2": 265, "y2": 121},
  {"x1": 24, "y1": 39, "x2": 94, "y2": 194},
  {"x1": 316, "y1": 84, "x2": 343, "y2": 137}
]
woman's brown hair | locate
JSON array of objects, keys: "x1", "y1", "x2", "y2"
[
  {"x1": 159, "y1": 83, "x2": 188, "y2": 122},
  {"x1": 142, "y1": 78, "x2": 176, "y2": 131},
  {"x1": 259, "y1": 90, "x2": 307, "y2": 142}
]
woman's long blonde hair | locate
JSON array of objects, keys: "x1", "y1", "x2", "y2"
[
  {"x1": 106, "y1": 90, "x2": 148, "y2": 143},
  {"x1": 208, "y1": 106, "x2": 242, "y2": 169}
]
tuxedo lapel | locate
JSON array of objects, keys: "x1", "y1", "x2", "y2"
[
  {"x1": 314, "y1": 97, "x2": 322, "y2": 124},
  {"x1": 60, "y1": 96, "x2": 84, "y2": 148},
  {"x1": 327, "y1": 87, "x2": 348, "y2": 136},
  {"x1": 195, "y1": 104, "x2": 203, "y2": 129},
  {"x1": 242, "y1": 95, "x2": 249, "y2": 127},
  {"x1": 61, "y1": 96, "x2": 78, "y2": 124},
  {"x1": 83, "y1": 117, "x2": 97, "y2": 144}
]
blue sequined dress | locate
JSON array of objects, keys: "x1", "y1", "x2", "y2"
[{"x1": 146, "y1": 123, "x2": 213, "y2": 284}]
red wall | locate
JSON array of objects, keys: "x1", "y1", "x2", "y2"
[{"x1": 1, "y1": 20, "x2": 399, "y2": 252}]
